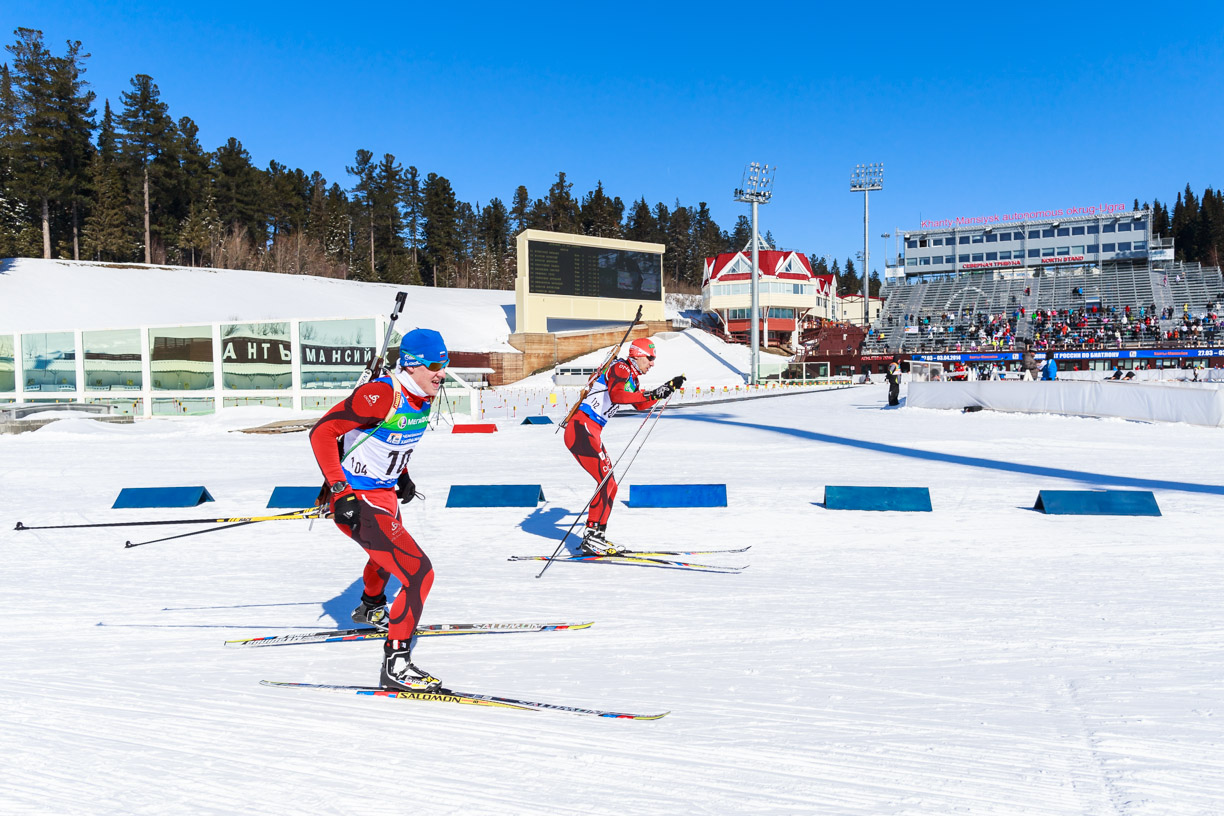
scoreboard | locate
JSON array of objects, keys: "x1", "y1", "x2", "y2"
[{"x1": 527, "y1": 240, "x2": 662, "y2": 301}]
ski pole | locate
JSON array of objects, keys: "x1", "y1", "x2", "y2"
[
  {"x1": 536, "y1": 393, "x2": 674, "y2": 579},
  {"x1": 14, "y1": 508, "x2": 321, "y2": 532},
  {"x1": 121, "y1": 511, "x2": 323, "y2": 548}
]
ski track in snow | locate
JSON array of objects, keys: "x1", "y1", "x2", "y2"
[{"x1": 2, "y1": 386, "x2": 1223, "y2": 815}]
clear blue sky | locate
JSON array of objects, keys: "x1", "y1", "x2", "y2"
[{"x1": 4, "y1": 1, "x2": 1223, "y2": 272}]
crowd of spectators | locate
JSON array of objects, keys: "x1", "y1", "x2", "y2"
[{"x1": 882, "y1": 301, "x2": 1222, "y2": 353}]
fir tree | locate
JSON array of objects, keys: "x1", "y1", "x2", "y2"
[
  {"x1": 117, "y1": 73, "x2": 175, "y2": 262},
  {"x1": 509, "y1": 185, "x2": 531, "y2": 237},
  {"x1": 422, "y1": 172, "x2": 459, "y2": 286},
  {"x1": 50, "y1": 38, "x2": 96, "y2": 259},
  {"x1": 402, "y1": 165, "x2": 423, "y2": 280},
  {"x1": 212, "y1": 137, "x2": 264, "y2": 250},
  {"x1": 6, "y1": 28, "x2": 60, "y2": 258},
  {"x1": 544, "y1": 171, "x2": 580, "y2": 233},
  {"x1": 579, "y1": 181, "x2": 622, "y2": 238},
  {"x1": 345, "y1": 148, "x2": 376, "y2": 279},
  {"x1": 624, "y1": 197, "x2": 656, "y2": 244}
]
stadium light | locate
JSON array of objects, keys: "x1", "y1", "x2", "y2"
[
  {"x1": 851, "y1": 163, "x2": 883, "y2": 329},
  {"x1": 734, "y1": 162, "x2": 776, "y2": 385}
]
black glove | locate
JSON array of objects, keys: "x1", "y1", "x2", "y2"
[
  {"x1": 666, "y1": 375, "x2": 686, "y2": 391},
  {"x1": 396, "y1": 471, "x2": 420, "y2": 504},
  {"x1": 648, "y1": 383, "x2": 674, "y2": 400},
  {"x1": 332, "y1": 492, "x2": 360, "y2": 532}
]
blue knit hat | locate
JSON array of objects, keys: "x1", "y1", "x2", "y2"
[{"x1": 398, "y1": 328, "x2": 448, "y2": 369}]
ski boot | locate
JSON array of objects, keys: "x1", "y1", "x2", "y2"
[
  {"x1": 380, "y1": 639, "x2": 441, "y2": 692},
  {"x1": 579, "y1": 524, "x2": 620, "y2": 556},
  {"x1": 351, "y1": 592, "x2": 389, "y2": 631}
]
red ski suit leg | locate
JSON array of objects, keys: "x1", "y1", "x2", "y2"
[
  {"x1": 564, "y1": 413, "x2": 616, "y2": 527},
  {"x1": 336, "y1": 489, "x2": 434, "y2": 643}
]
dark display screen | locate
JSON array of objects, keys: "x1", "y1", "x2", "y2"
[{"x1": 527, "y1": 241, "x2": 662, "y2": 301}]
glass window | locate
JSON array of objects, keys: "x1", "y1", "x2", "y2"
[
  {"x1": 918, "y1": 239, "x2": 928, "y2": 247},
  {"x1": 985, "y1": 233, "x2": 997, "y2": 243},
  {"x1": 221, "y1": 322, "x2": 291, "y2": 390},
  {"x1": 150, "y1": 326, "x2": 214, "y2": 391},
  {"x1": 986, "y1": 252, "x2": 998, "y2": 261},
  {"x1": 21, "y1": 331, "x2": 76, "y2": 392},
  {"x1": 931, "y1": 237, "x2": 942, "y2": 246},
  {"x1": 971, "y1": 234, "x2": 984, "y2": 244},
  {"x1": 1072, "y1": 245, "x2": 1085, "y2": 254},
  {"x1": 1029, "y1": 229, "x2": 1041, "y2": 239},
  {"x1": 300, "y1": 318, "x2": 377, "y2": 390},
  {"x1": 1056, "y1": 246, "x2": 1070, "y2": 255},
  {"x1": 1102, "y1": 243, "x2": 1116, "y2": 252},
  {"x1": 1072, "y1": 226, "x2": 1085, "y2": 235},
  {"x1": 971, "y1": 253, "x2": 984, "y2": 262},
  {"x1": 1087, "y1": 244, "x2": 1100, "y2": 253},
  {"x1": 906, "y1": 240, "x2": 917, "y2": 249},
  {"x1": 1132, "y1": 222, "x2": 1145, "y2": 233},
  {"x1": 1117, "y1": 241, "x2": 1131, "y2": 251},
  {"x1": 920, "y1": 257, "x2": 931, "y2": 266},
  {"x1": 1028, "y1": 249, "x2": 1040, "y2": 258},
  {"x1": 1134, "y1": 240, "x2": 1147, "y2": 250},
  {"x1": 945, "y1": 255, "x2": 956, "y2": 264},
  {"x1": 1042, "y1": 248, "x2": 1056, "y2": 257},
  {"x1": 1117, "y1": 222, "x2": 1131, "y2": 232},
  {"x1": 0, "y1": 334, "x2": 13, "y2": 392},
  {"x1": 1042, "y1": 228, "x2": 1055, "y2": 238},
  {"x1": 83, "y1": 329, "x2": 142, "y2": 391},
  {"x1": 999, "y1": 251, "x2": 1011, "y2": 260},
  {"x1": 959, "y1": 236, "x2": 970, "y2": 245},
  {"x1": 1103, "y1": 223, "x2": 1116, "y2": 232},
  {"x1": 959, "y1": 254, "x2": 969, "y2": 263},
  {"x1": 907, "y1": 258, "x2": 918, "y2": 266},
  {"x1": 1087, "y1": 225, "x2": 1099, "y2": 234},
  {"x1": 1057, "y1": 227, "x2": 1070, "y2": 236}
]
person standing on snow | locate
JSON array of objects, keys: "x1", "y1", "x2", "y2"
[
  {"x1": 309, "y1": 328, "x2": 448, "y2": 692},
  {"x1": 564, "y1": 337, "x2": 684, "y2": 556},
  {"x1": 885, "y1": 360, "x2": 901, "y2": 406}
]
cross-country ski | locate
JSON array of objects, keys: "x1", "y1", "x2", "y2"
[{"x1": 225, "y1": 621, "x2": 594, "y2": 648}]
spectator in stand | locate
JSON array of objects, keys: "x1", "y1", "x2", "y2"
[{"x1": 1041, "y1": 353, "x2": 1058, "y2": 381}]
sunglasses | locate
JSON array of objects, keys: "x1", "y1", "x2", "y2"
[
  {"x1": 400, "y1": 351, "x2": 448, "y2": 371},
  {"x1": 643, "y1": 355, "x2": 656, "y2": 362}
]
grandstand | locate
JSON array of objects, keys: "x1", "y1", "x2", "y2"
[{"x1": 863, "y1": 259, "x2": 1223, "y2": 358}]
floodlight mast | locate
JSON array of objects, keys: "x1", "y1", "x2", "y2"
[
  {"x1": 850, "y1": 163, "x2": 883, "y2": 329},
  {"x1": 734, "y1": 162, "x2": 775, "y2": 385}
]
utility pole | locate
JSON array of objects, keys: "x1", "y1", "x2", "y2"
[{"x1": 734, "y1": 162, "x2": 775, "y2": 385}]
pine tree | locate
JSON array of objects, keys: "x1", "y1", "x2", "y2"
[
  {"x1": 50, "y1": 38, "x2": 96, "y2": 260},
  {"x1": 509, "y1": 185, "x2": 531, "y2": 237},
  {"x1": 1171, "y1": 186, "x2": 1199, "y2": 262},
  {"x1": 579, "y1": 181, "x2": 622, "y2": 238},
  {"x1": 81, "y1": 99, "x2": 131, "y2": 260},
  {"x1": 477, "y1": 196, "x2": 510, "y2": 288},
  {"x1": 731, "y1": 215, "x2": 752, "y2": 250},
  {"x1": 544, "y1": 171, "x2": 580, "y2": 233},
  {"x1": 373, "y1": 153, "x2": 405, "y2": 283},
  {"x1": 6, "y1": 28, "x2": 60, "y2": 258},
  {"x1": 624, "y1": 197, "x2": 656, "y2": 243},
  {"x1": 345, "y1": 149, "x2": 376, "y2": 279},
  {"x1": 117, "y1": 74, "x2": 175, "y2": 262},
  {"x1": 402, "y1": 165, "x2": 423, "y2": 281},
  {"x1": 665, "y1": 201, "x2": 692, "y2": 287},
  {"x1": 422, "y1": 172, "x2": 459, "y2": 286}
]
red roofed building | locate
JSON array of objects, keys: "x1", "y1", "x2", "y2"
[{"x1": 702, "y1": 244, "x2": 835, "y2": 348}]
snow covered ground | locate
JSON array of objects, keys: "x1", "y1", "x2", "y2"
[{"x1": 3, "y1": 386, "x2": 1223, "y2": 815}]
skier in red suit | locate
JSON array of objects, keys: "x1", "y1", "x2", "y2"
[
  {"x1": 563, "y1": 337, "x2": 684, "y2": 555},
  {"x1": 309, "y1": 328, "x2": 448, "y2": 691}
]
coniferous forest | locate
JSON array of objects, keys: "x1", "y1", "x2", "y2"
[{"x1": 2, "y1": 29, "x2": 1222, "y2": 297}]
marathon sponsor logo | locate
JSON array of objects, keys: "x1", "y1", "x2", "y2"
[
  {"x1": 962, "y1": 260, "x2": 1022, "y2": 269},
  {"x1": 1040, "y1": 256, "x2": 1085, "y2": 264},
  {"x1": 919, "y1": 203, "x2": 1127, "y2": 229}
]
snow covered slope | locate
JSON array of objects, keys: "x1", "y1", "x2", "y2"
[{"x1": 2, "y1": 388, "x2": 1222, "y2": 814}]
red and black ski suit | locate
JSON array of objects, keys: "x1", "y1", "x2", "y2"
[
  {"x1": 564, "y1": 358, "x2": 660, "y2": 528},
  {"x1": 309, "y1": 379, "x2": 434, "y2": 645}
]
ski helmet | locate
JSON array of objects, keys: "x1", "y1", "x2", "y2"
[
  {"x1": 628, "y1": 338, "x2": 656, "y2": 360},
  {"x1": 398, "y1": 328, "x2": 449, "y2": 371}
]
